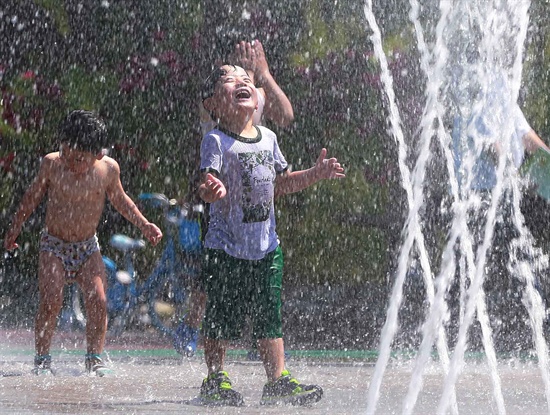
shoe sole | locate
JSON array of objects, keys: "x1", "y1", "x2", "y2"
[
  {"x1": 199, "y1": 396, "x2": 244, "y2": 407},
  {"x1": 260, "y1": 389, "x2": 323, "y2": 406}
]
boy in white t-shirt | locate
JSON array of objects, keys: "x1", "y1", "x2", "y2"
[
  {"x1": 196, "y1": 64, "x2": 344, "y2": 406},
  {"x1": 174, "y1": 39, "x2": 294, "y2": 358}
]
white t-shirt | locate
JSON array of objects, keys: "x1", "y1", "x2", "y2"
[
  {"x1": 476, "y1": 74, "x2": 530, "y2": 168},
  {"x1": 200, "y1": 125, "x2": 288, "y2": 260},
  {"x1": 452, "y1": 73, "x2": 531, "y2": 191}
]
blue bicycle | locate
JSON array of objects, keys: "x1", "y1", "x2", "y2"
[{"x1": 69, "y1": 193, "x2": 203, "y2": 338}]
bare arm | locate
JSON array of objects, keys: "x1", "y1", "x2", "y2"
[
  {"x1": 105, "y1": 160, "x2": 162, "y2": 245},
  {"x1": 275, "y1": 148, "x2": 345, "y2": 197},
  {"x1": 3, "y1": 158, "x2": 50, "y2": 250},
  {"x1": 523, "y1": 129, "x2": 550, "y2": 154},
  {"x1": 234, "y1": 40, "x2": 294, "y2": 127}
]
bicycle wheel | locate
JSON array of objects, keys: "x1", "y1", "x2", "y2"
[
  {"x1": 103, "y1": 256, "x2": 133, "y2": 336},
  {"x1": 147, "y1": 272, "x2": 188, "y2": 337},
  {"x1": 59, "y1": 284, "x2": 86, "y2": 330},
  {"x1": 107, "y1": 283, "x2": 135, "y2": 337},
  {"x1": 70, "y1": 284, "x2": 87, "y2": 328}
]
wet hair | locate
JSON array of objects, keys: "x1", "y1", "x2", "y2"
[
  {"x1": 58, "y1": 110, "x2": 108, "y2": 153},
  {"x1": 201, "y1": 65, "x2": 237, "y2": 102}
]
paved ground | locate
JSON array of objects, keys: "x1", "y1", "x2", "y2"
[{"x1": 1, "y1": 329, "x2": 549, "y2": 414}]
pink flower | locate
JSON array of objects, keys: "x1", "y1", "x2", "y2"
[
  {"x1": 153, "y1": 31, "x2": 165, "y2": 42},
  {"x1": 0, "y1": 152, "x2": 15, "y2": 173},
  {"x1": 21, "y1": 70, "x2": 35, "y2": 80},
  {"x1": 159, "y1": 50, "x2": 178, "y2": 64}
]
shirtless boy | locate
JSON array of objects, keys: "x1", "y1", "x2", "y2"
[{"x1": 3, "y1": 110, "x2": 162, "y2": 375}]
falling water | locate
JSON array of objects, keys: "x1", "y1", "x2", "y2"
[
  {"x1": 363, "y1": 1, "x2": 443, "y2": 413},
  {"x1": 364, "y1": 0, "x2": 550, "y2": 414},
  {"x1": 403, "y1": 11, "x2": 504, "y2": 412}
]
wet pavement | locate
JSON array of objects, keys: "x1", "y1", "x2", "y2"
[{"x1": 1, "y1": 329, "x2": 549, "y2": 414}]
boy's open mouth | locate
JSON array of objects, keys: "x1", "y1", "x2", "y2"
[{"x1": 235, "y1": 89, "x2": 251, "y2": 100}]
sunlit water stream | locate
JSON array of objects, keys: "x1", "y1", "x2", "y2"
[{"x1": 365, "y1": 0, "x2": 550, "y2": 414}]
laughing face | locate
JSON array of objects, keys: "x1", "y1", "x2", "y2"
[{"x1": 206, "y1": 65, "x2": 258, "y2": 122}]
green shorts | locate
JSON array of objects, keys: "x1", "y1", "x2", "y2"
[{"x1": 200, "y1": 246, "x2": 283, "y2": 340}]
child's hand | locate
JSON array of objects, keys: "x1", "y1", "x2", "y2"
[
  {"x1": 234, "y1": 40, "x2": 270, "y2": 84},
  {"x1": 314, "y1": 148, "x2": 345, "y2": 180},
  {"x1": 3, "y1": 229, "x2": 19, "y2": 251},
  {"x1": 200, "y1": 173, "x2": 227, "y2": 203},
  {"x1": 142, "y1": 223, "x2": 163, "y2": 246}
]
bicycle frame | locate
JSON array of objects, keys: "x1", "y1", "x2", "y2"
[
  {"x1": 104, "y1": 235, "x2": 145, "y2": 317},
  {"x1": 138, "y1": 201, "x2": 181, "y2": 299},
  {"x1": 105, "y1": 194, "x2": 197, "y2": 337},
  {"x1": 142, "y1": 227, "x2": 189, "y2": 336}
]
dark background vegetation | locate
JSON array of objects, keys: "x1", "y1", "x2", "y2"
[{"x1": 1, "y1": 0, "x2": 550, "y2": 350}]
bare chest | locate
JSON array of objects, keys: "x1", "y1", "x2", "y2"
[{"x1": 48, "y1": 170, "x2": 107, "y2": 204}]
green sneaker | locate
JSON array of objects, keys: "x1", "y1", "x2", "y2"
[
  {"x1": 199, "y1": 371, "x2": 244, "y2": 406},
  {"x1": 85, "y1": 354, "x2": 113, "y2": 377},
  {"x1": 260, "y1": 370, "x2": 323, "y2": 406},
  {"x1": 32, "y1": 354, "x2": 54, "y2": 375}
]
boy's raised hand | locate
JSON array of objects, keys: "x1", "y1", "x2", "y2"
[
  {"x1": 315, "y1": 148, "x2": 345, "y2": 180},
  {"x1": 142, "y1": 222, "x2": 163, "y2": 246},
  {"x1": 200, "y1": 173, "x2": 227, "y2": 203},
  {"x1": 234, "y1": 40, "x2": 269, "y2": 83}
]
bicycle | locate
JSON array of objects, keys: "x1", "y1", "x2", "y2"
[{"x1": 69, "y1": 193, "x2": 203, "y2": 338}]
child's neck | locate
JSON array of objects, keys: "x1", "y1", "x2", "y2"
[{"x1": 218, "y1": 116, "x2": 256, "y2": 138}]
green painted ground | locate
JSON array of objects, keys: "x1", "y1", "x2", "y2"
[{"x1": 1, "y1": 347, "x2": 541, "y2": 363}]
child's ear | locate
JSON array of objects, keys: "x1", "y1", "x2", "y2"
[{"x1": 203, "y1": 97, "x2": 215, "y2": 112}]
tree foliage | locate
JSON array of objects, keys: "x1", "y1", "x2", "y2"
[{"x1": 2, "y1": 0, "x2": 548, "y2": 322}]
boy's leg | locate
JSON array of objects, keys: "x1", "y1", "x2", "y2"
[
  {"x1": 201, "y1": 337, "x2": 243, "y2": 406},
  {"x1": 76, "y1": 251, "x2": 107, "y2": 355},
  {"x1": 204, "y1": 337, "x2": 227, "y2": 375},
  {"x1": 250, "y1": 246, "x2": 284, "y2": 381},
  {"x1": 198, "y1": 249, "x2": 244, "y2": 406},
  {"x1": 77, "y1": 251, "x2": 112, "y2": 376},
  {"x1": 252, "y1": 246, "x2": 322, "y2": 406},
  {"x1": 257, "y1": 338, "x2": 285, "y2": 381},
  {"x1": 35, "y1": 251, "x2": 66, "y2": 357}
]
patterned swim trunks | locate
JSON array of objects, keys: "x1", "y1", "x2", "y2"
[{"x1": 39, "y1": 231, "x2": 100, "y2": 279}]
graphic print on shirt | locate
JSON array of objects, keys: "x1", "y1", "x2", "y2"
[{"x1": 238, "y1": 150, "x2": 275, "y2": 223}]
